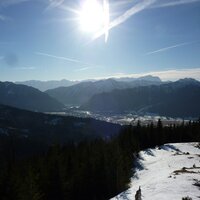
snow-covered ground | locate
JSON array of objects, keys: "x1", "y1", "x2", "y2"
[{"x1": 111, "y1": 143, "x2": 200, "y2": 200}]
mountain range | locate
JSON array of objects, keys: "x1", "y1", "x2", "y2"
[
  {"x1": 114, "y1": 75, "x2": 162, "y2": 82},
  {"x1": 1, "y1": 77, "x2": 200, "y2": 118},
  {"x1": 0, "y1": 81, "x2": 65, "y2": 112},
  {"x1": 81, "y1": 78, "x2": 200, "y2": 118},
  {"x1": 16, "y1": 79, "x2": 79, "y2": 91},
  {"x1": 16, "y1": 75, "x2": 162, "y2": 92},
  {"x1": 46, "y1": 75, "x2": 162, "y2": 105}
]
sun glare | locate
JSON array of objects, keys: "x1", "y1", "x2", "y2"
[
  {"x1": 79, "y1": 0, "x2": 104, "y2": 32},
  {"x1": 78, "y1": 0, "x2": 110, "y2": 41}
]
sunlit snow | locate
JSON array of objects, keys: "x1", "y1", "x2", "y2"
[{"x1": 111, "y1": 143, "x2": 200, "y2": 200}]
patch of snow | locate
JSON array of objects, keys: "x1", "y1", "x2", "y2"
[{"x1": 111, "y1": 143, "x2": 200, "y2": 200}]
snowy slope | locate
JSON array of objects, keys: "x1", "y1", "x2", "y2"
[{"x1": 111, "y1": 143, "x2": 200, "y2": 200}]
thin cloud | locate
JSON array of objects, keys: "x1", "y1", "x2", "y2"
[
  {"x1": 146, "y1": 41, "x2": 198, "y2": 55},
  {"x1": 0, "y1": 56, "x2": 4, "y2": 60},
  {"x1": 93, "y1": 0, "x2": 157, "y2": 40},
  {"x1": 93, "y1": 68, "x2": 200, "y2": 81},
  {"x1": 152, "y1": 0, "x2": 200, "y2": 8},
  {"x1": 146, "y1": 68, "x2": 200, "y2": 81}
]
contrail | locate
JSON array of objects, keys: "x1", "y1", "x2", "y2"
[
  {"x1": 146, "y1": 41, "x2": 198, "y2": 55},
  {"x1": 111, "y1": 0, "x2": 135, "y2": 7},
  {"x1": 14, "y1": 66, "x2": 36, "y2": 70},
  {"x1": 152, "y1": 0, "x2": 200, "y2": 8},
  {"x1": 74, "y1": 67, "x2": 91, "y2": 72},
  {"x1": 93, "y1": 0, "x2": 156, "y2": 40},
  {"x1": 93, "y1": 0, "x2": 200, "y2": 41},
  {"x1": 35, "y1": 52, "x2": 94, "y2": 66}
]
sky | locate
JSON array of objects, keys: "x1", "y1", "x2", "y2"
[{"x1": 0, "y1": 0, "x2": 200, "y2": 81}]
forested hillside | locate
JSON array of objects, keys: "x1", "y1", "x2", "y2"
[{"x1": 81, "y1": 79, "x2": 200, "y2": 118}]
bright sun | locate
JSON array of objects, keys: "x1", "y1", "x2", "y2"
[{"x1": 78, "y1": 0, "x2": 109, "y2": 40}]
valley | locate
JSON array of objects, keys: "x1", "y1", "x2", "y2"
[{"x1": 48, "y1": 107, "x2": 192, "y2": 126}]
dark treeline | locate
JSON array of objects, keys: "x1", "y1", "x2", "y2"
[{"x1": 0, "y1": 120, "x2": 200, "y2": 200}]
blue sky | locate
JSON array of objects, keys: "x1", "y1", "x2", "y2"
[{"x1": 0, "y1": 0, "x2": 200, "y2": 81}]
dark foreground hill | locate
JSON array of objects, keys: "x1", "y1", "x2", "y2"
[
  {"x1": 0, "y1": 104, "x2": 121, "y2": 146},
  {"x1": 0, "y1": 81, "x2": 65, "y2": 112},
  {"x1": 0, "y1": 104, "x2": 199, "y2": 200},
  {"x1": 81, "y1": 78, "x2": 200, "y2": 118}
]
